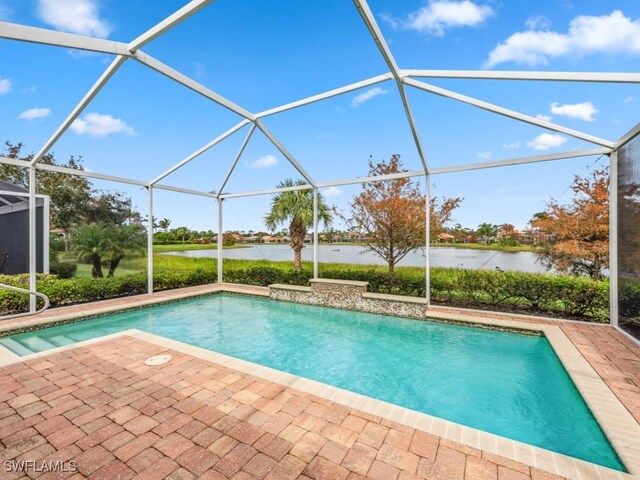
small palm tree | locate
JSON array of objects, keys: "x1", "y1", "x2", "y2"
[
  {"x1": 102, "y1": 223, "x2": 146, "y2": 277},
  {"x1": 265, "y1": 179, "x2": 333, "y2": 271},
  {"x1": 72, "y1": 222, "x2": 146, "y2": 278},
  {"x1": 158, "y1": 218, "x2": 171, "y2": 232},
  {"x1": 72, "y1": 223, "x2": 108, "y2": 278}
]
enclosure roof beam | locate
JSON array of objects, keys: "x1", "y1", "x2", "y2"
[
  {"x1": 0, "y1": 21, "x2": 130, "y2": 54},
  {"x1": 133, "y1": 52, "x2": 254, "y2": 120},
  {"x1": 404, "y1": 69, "x2": 640, "y2": 83},
  {"x1": 430, "y1": 148, "x2": 611, "y2": 175},
  {"x1": 222, "y1": 170, "x2": 427, "y2": 199},
  {"x1": 255, "y1": 121, "x2": 316, "y2": 187},
  {"x1": 352, "y1": 0, "x2": 399, "y2": 74},
  {"x1": 404, "y1": 77, "x2": 615, "y2": 149},
  {"x1": 127, "y1": 0, "x2": 211, "y2": 53},
  {"x1": 153, "y1": 184, "x2": 217, "y2": 198},
  {"x1": 615, "y1": 122, "x2": 640, "y2": 150},
  {"x1": 221, "y1": 183, "x2": 313, "y2": 199},
  {"x1": 217, "y1": 124, "x2": 256, "y2": 196},
  {"x1": 316, "y1": 170, "x2": 425, "y2": 188},
  {"x1": 0, "y1": 155, "x2": 149, "y2": 186},
  {"x1": 149, "y1": 120, "x2": 249, "y2": 185},
  {"x1": 352, "y1": 0, "x2": 429, "y2": 174},
  {"x1": 256, "y1": 73, "x2": 394, "y2": 118},
  {"x1": 30, "y1": 55, "x2": 128, "y2": 166}
]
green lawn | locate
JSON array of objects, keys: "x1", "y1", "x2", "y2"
[{"x1": 74, "y1": 263, "x2": 143, "y2": 278}]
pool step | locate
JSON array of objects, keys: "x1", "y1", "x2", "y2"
[
  {"x1": 20, "y1": 336, "x2": 59, "y2": 354},
  {"x1": 0, "y1": 337, "x2": 34, "y2": 356}
]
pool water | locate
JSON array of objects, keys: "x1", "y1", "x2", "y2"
[{"x1": 0, "y1": 294, "x2": 624, "y2": 470}]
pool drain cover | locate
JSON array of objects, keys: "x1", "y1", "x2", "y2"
[{"x1": 145, "y1": 354, "x2": 172, "y2": 366}]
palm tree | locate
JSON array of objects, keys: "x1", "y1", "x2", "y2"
[
  {"x1": 102, "y1": 223, "x2": 146, "y2": 277},
  {"x1": 265, "y1": 179, "x2": 333, "y2": 271},
  {"x1": 71, "y1": 223, "x2": 108, "y2": 278},
  {"x1": 158, "y1": 218, "x2": 171, "y2": 232},
  {"x1": 72, "y1": 222, "x2": 146, "y2": 278}
]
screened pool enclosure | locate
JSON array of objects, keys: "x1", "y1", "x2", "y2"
[{"x1": 0, "y1": 0, "x2": 638, "y2": 341}]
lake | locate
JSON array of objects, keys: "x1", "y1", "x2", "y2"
[{"x1": 163, "y1": 244, "x2": 551, "y2": 273}]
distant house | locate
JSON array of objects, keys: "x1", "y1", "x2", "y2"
[
  {"x1": 0, "y1": 179, "x2": 50, "y2": 275},
  {"x1": 437, "y1": 232, "x2": 455, "y2": 243}
]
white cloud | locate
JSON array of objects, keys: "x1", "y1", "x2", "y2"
[
  {"x1": 70, "y1": 113, "x2": 135, "y2": 137},
  {"x1": 383, "y1": 0, "x2": 493, "y2": 36},
  {"x1": 477, "y1": 151, "x2": 492, "y2": 160},
  {"x1": 525, "y1": 15, "x2": 551, "y2": 31},
  {"x1": 18, "y1": 107, "x2": 51, "y2": 120},
  {"x1": 550, "y1": 101, "x2": 598, "y2": 121},
  {"x1": 536, "y1": 114, "x2": 552, "y2": 122},
  {"x1": 502, "y1": 142, "x2": 521, "y2": 149},
  {"x1": 322, "y1": 186, "x2": 343, "y2": 197},
  {"x1": 624, "y1": 95, "x2": 637, "y2": 103},
  {"x1": 486, "y1": 10, "x2": 640, "y2": 67},
  {"x1": 37, "y1": 0, "x2": 111, "y2": 37},
  {"x1": 351, "y1": 87, "x2": 389, "y2": 107},
  {"x1": 249, "y1": 154, "x2": 278, "y2": 169},
  {"x1": 527, "y1": 133, "x2": 568, "y2": 151},
  {"x1": 0, "y1": 77, "x2": 12, "y2": 94}
]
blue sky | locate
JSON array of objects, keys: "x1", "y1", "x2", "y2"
[{"x1": 1, "y1": 0, "x2": 639, "y2": 231}]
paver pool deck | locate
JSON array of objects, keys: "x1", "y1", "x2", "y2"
[{"x1": 0, "y1": 284, "x2": 639, "y2": 480}]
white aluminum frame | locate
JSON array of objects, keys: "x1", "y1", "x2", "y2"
[
  {"x1": 0, "y1": 0, "x2": 637, "y2": 325},
  {"x1": 609, "y1": 151, "x2": 618, "y2": 328}
]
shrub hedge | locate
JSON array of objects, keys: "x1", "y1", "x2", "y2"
[
  {"x1": 49, "y1": 261, "x2": 77, "y2": 279},
  {"x1": 0, "y1": 266, "x2": 616, "y2": 322}
]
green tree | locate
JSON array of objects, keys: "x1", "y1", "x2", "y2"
[
  {"x1": 265, "y1": 179, "x2": 333, "y2": 271},
  {"x1": 87, "y1": 190, "x2": 139, "y2": 225},
  {"x1": 71, "y1": 222, "x2": 147, "y2": 278},
  {"x1": 158, "y1": 218, "x2": 172, "y2": 232},
  {"x1": 173, "y1": 227, "x2": 190, "y2": 244},
  {"x1": 476, "y1": 223, "x2": 498, "y2": 243},
  {"x1": 1, "y1": 142, "x2": 141, "y2": 248},
  {"x1": 71, "y1": 223, "x2": 107, "y2": 278},
  {"x1": 1, "y1": 142, "x2": 92, "y2": 239},
  {"x1": 102, "y1": 223, "x2": 146, "y2": 277}
]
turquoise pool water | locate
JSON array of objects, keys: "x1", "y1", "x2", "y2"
[{"x1": 0, "y1": 294, "x2": 623, "y2": 470}]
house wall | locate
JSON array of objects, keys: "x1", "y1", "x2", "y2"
[{"x1": 0, "y1": 206, "x2": 44, "y2": 275}]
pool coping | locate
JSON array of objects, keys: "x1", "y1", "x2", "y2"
[{"x1": 0, "y1": 295, "x2": 639, "y2": 479}]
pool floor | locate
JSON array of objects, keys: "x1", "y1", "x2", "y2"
[{"x1": 0, "y1": 294, "x2": 624, "y2": 471}]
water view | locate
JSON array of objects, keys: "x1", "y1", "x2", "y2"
[{"x1": 163, "y1": 244, "x2": 551, "y2": 273}]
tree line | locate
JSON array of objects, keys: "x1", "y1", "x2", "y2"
[{"x1": 1, "y1": 142, "x2": 610, "y2": 281}]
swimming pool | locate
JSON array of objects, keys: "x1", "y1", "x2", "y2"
[{"x1": 0, "y1": 293, "x2": 624, "y2": 470}]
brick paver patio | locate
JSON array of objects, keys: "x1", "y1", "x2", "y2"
[
  {"x1": 1, "y1": 335, "x2": 567, "y2": 480},
  {"x1": 1, "y1": 286, "x2": 639, "y2": 479}
]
